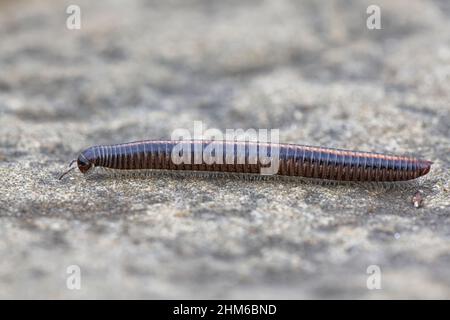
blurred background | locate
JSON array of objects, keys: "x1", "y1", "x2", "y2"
[{"x1": 0, "y1": 0, "x2": 449, "y2": 299}]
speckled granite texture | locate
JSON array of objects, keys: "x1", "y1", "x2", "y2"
[{"x1": 0, "y1": 0, "x2": 449, "y2": 298}]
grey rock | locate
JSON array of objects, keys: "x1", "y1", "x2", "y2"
[{"x1": 0, "y1": 0, "x2": 449, "y2": 299}]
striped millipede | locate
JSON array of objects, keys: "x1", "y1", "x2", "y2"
[{"x1": 59, "y1": 140, "x2": 432, "y2": 182}]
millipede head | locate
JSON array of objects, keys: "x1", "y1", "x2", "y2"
[
  {"x1": 58, "y1": 153, "x2": 94, "y2": 180},
  {"x1": 76, "y1": 153, "x2": 93, "y2": 173}
]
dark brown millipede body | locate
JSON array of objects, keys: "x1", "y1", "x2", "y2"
[{"x1": 59, "y1": 140, "x2": 432, "y2": 182}]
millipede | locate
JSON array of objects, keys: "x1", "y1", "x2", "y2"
[{"x1": 58, "y1": 140, "x2": 432, "y2": 182}]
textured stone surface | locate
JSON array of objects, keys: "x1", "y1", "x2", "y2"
[{"x1": 0, "y1": 0, "x2": 449, "y2": 299}]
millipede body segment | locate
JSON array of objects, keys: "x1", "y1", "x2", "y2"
[{"x1": 60, "y1": 140, "x2": 432, "y2": 182}]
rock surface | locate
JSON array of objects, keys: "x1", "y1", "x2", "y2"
[{"x1": 0, "y1": 0, "x2": 449, "y2": 298}]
